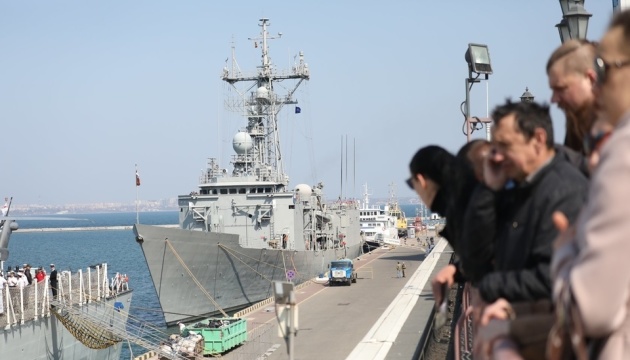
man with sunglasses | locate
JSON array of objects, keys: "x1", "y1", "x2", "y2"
[
  {"x1": 547, "y1": 39, "x2": 598, "y2": 155},
  {"x1": 551, "y1": 10, "x2": 630, "y2": 359}
]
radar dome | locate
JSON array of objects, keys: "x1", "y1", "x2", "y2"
[
  {"x1": 256, "y1": 86, "x2": 270, "y2": 102},
  {"x1": 232, "y1": 132, "x2": 253, "y2": 154},
  {"x1": 294, "y1": 184, "x2": 312, "y2": 199}
]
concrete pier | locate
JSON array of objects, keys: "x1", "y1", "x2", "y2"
[{"x1": 135, "y1": 237, "x2": 453, "y2": 360}]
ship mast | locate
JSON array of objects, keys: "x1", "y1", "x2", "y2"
[{"x1": 222, "y1": 18, "x2": 310, "y2": 184}]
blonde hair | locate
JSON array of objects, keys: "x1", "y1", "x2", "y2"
[{"x1": 546, "y1": 39, "x2": 597, "y2": 75}]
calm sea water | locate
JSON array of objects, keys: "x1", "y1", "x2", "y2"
[{"x1": 7, "y1": 211, "x2": 178, "y2": 360}]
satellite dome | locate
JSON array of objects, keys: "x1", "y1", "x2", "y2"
[
  {"x1": 294, "y1": 184, "x2": 312, "y2": 199},
  {"x1": 232, "y1": 132, "x2": 253, "y2": 154},
  {"x1": 256, "y1": 86, "x2": 270, "y2": 103}
]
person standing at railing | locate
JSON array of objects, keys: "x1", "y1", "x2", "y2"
[
  {"x1": 35, "y1": 267, "x2": 45, "y2": 283},
  {"x1": 49, "y1": 264, "x2": 58, "y2": 300},
  {"x1": 16, "y1": 270, "x2": 27, "y2": 289},
  {"x1": 0, "y1": 273, "x2": 6, "y2": 316},
  {"x1": 549, "y1": 11, "x2": 630, "y2": 359},
  {"x1": 7, "y1": 271, "x2": 17, "y2": 287},
  {"x1": 24, "y1": 264, "x2": 32, "y2": 286}
]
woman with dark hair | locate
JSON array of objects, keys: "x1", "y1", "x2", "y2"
[
  {"x1": 408, "y1": 142, "x2": 488, "y2": 255},
  {"x1": 407, "y1": 145, "x2": 456, "y2": 220},
  {"x1": 409, "y1": 141, "x2": 493, "y2": 306}
]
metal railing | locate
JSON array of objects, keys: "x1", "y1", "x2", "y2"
[{"x1": 0, "y1": 264, "x2": 116, "y2": 329}]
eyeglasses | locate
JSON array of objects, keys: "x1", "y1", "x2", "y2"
[
  {"x1": 595, "y1": 56, "x2": 630, "y2": 86},
  {"x1": 406, "y1": 177, "x2": 414, "y2": 190},
  {"x1": 583, "y1": 131, "x2": 612, "y2": 155}
]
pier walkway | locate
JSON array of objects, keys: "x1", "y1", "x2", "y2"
[{"x1": 135, "y1": 238, "x2": 452, "y2": 360}]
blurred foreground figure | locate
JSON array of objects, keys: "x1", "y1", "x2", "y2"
[{"x1": 551, "y1": 10, "x2": 630, "y2": 359}]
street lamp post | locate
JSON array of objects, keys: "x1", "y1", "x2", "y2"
[
  {"x1": 555, "y1": 18, "x2": 571, "y2": 43},
  {"x1": 520, "y1": 87, "x2": 535, "y2": 103},
  {"x1": 556, "y1": 0, "x2": 592, "y2": 43},
  {"x1": 463, "y1": 43, "x2": 493, "y2": 142}
]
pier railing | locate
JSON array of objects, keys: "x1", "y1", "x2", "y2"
[{"x1": 0, "y1": 264, "x2": 121, "y2": 329}]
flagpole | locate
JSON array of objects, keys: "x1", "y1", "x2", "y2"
[{"x1": 135, "y1": 164, "x2": 139, "y2": 224}]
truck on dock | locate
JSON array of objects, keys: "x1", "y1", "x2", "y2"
[{"x1": 328, "y1": 258, "x2": 357, "y2": 286}]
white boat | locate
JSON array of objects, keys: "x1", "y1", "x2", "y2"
[{"x1": 359, "y1": 184, "x2": 399, "y2": 250}]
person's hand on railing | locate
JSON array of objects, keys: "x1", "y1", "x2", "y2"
[
  {"x1": 473, "y1": 319, "x2": 510, "y2": 360},
  {"x1": 473, "y1": 298, "x2": 518, "y2": 360},
  {"x1": 431, "y1": 264, "x2": 456, "y2": 307},
  {"x1": 480, "y1": 298, "x2": 514, "y2": 326}
]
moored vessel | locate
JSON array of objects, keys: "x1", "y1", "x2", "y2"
[
  {"x1": 359, "y1": 184, "x2": 399, "y2": 250},
  {"x1": 133, "y1": 18, "x2": 362, "y2": 327},
  {"x1": 0, "y1": 204, "x2": 133, "y2": 360}
]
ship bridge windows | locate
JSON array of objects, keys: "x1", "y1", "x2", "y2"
[
  {"x1": 229, "y1": 188, "x2": 237, "y2": 194},
  {"x1": 212, "y1": 189, "x2": 218, "y2": 195},
  {"x1": 220, "y1": 189, "x2": 228, "y2": 195},
  {"x1": 239, "y1": 188, "x2": 247, "y2": 194}
]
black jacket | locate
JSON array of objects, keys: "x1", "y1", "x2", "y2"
[
  {"x1": 476, "y1": 152, "x2": 588, "y2": 303},
  {"x1": 458, "y1": 184, "x2": 497, "y2": 283}
]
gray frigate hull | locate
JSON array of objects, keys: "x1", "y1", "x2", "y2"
[{"x1": 134, "y1": 224, "x2": 362, "y2": 326}]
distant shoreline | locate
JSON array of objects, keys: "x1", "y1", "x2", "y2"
[
  {"x1": 17, "y1": 224, "x2": 179, "y2": 233},
  {"x1": 9, "y1": 209, "x2": 178, "y2": 216}
]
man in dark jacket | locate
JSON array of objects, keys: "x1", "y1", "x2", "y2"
[
  {"x1": 475, "y1": 100, "x2": 588, "y2": 303},
  {"x1": 49, "y1": 264, "x2": 58, "y2": 300}
]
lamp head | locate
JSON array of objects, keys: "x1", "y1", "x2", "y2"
[{"x1": 465, "y1": 43, "x2": 493, "y2": 75}]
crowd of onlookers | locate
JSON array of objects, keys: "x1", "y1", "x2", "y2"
[
  {"x1": 0, "y1": 263, "x2": 58, "y2": 316},
  {"x1": 0, "y1": 261, "x2": 130, "y2": 318},
  {"x1": 407, "y1": 10, "x2": 630, "y2": 360}
]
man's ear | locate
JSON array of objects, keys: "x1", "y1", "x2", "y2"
[
  {"x1": 586, "y1": 68, "x2": 598, "y2": 87},
  {"x1": 533, "y1": 127, "x2": 548, "y2": 150},
  {"x1": 415, "y1": 173, "x2": 427, "y2": 189}
]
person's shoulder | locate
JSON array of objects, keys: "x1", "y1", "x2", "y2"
[
  {"x1": 545, "y1": 152, "x2": 588, "y2": 185},
  {"x1": 554, "y1": 145, "x2": 589, "y2": 177}
]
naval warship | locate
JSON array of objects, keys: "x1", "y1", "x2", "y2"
[
  {"x1": 134, "y1": 18, "x2": 363, "y2": 326},
  {"x1": 0, "y1": 201, "x2": 133, "y2": 360}
]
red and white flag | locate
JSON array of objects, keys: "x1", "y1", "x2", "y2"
[{"x1": 136, "y1": 171, "x2": 141, "y2": 187}]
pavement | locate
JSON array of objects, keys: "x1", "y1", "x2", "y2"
[{"x1": 242, "y1": 238, "x2": 453, "y2": 360}]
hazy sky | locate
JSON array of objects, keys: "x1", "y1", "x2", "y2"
[{"x1": 0, "y1": 1, "x2": 615, "y2": 205}]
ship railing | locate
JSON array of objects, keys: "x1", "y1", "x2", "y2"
[{"x1": 0, "y1": 263, "x2": 116, "y2": 329}]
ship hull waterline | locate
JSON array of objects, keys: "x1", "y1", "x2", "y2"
[{"x1": 134, "y1": 224, "x2": 362, "y2": 326}]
